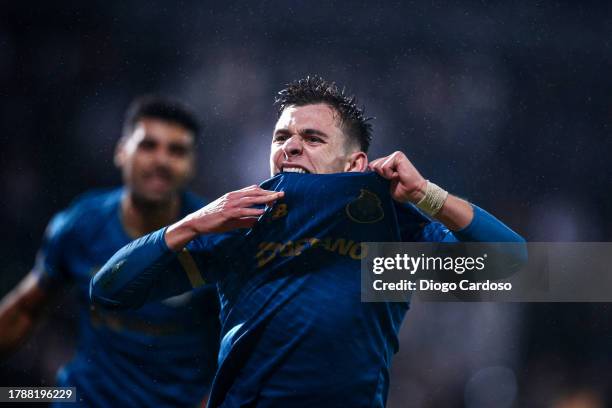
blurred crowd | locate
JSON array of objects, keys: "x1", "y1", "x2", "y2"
[{"x1": 1, "y1": 1, "x2": 610, "y2": 407}]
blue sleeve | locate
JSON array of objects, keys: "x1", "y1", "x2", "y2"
[
  {"x1": 418, "y1": 204, "x2": 525, "y2": 243},
  {"x1": 421, "y1": 204, "x2": 528, "y2": 275},
  {"x1": 32, "y1": 211, "x2": 74, "y2": 288},
  {"x1": 451, "y1": 204, "x2": 525, "y2": 243},
  {"x1": 90, "y1": 228, "x2": 210, "y2": 310}
]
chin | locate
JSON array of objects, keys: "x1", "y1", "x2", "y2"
[{"x1": 133, "y1": 190, "x2": 176, "y2": 207}]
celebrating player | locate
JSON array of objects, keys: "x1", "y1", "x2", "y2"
[
  {"x1": 0, "y1": 96, "x2": 220, "y2": 407},
  {"x1": 91, "y1": 77, "x2": 525, "y2": 407}
]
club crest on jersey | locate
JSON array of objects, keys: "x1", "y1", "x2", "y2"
[
  {"x1": 345, "y1": 189, "x2": 384, "y2": 224},
  {"x1": 263, "y1": 202, "x2": 288, "y2": 223},
  {"x1": 271, "y1": 203, "x2": 288, "y2": 220}
]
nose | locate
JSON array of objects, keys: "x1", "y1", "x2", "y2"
[
  {"x1": 153, "y1": 146, "x2": 172, "y2": 167},
  {"x1": 281, "y1": 135, "x2": 303, "y2": 158}
]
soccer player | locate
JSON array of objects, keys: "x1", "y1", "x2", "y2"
[
  {"x1": 0, "y1": 96, "x2": 220, "y2": 407},
  {"x1": 91, "y1": 77, "x2": 526, "y2": 407}
]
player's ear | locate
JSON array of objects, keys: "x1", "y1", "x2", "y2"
[
  {"x1": 344, "y1": 151, "x2": 368, "y2": 173},
  {"x1": 114, "y1": 138, "x2": 127, "y2": 168}
]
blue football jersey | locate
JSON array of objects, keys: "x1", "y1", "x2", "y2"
[
  {"x1": 185, "y1": 172, "x2": 451, "y2": 407},
  {"x1": 91, "y1": 172, "x2": 525, "y2": 407},
  {"x1": 34, "y1": 188, "x2": 220, "y2": 407}
]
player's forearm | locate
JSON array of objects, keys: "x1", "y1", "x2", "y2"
[
  {"x1": 432, "y1": 194, "x2": 474, "y2": 231},
  {"x1": 90, "y1": 227, "x2": 193, "y2": 310},
  {"x1": 0, "y1": 275, "x2": 48, "y2": 358},
  {"x1": 408, "y1": 181, "x2": 524, "y2": 243},
  {"x1": 0, "y1": 301, "x2": 35, "y2": 358},
  {"x1": 164, "y1": 185, "x2": 283, "y2": 251},
  {"x1": 411, "y1": 183, "x2": 510, "y2": 236}
]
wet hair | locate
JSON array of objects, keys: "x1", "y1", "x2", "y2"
[
  {"x1": 122, "y1": 95, "x2": 200, "y2": 139},
  {"x1": 274, "y1": 75, "x2": 373, "y2": 152}
]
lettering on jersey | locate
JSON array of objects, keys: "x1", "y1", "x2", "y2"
[
  {"x1": 270, "y1": 203, "x2": 288, "y2": 220},
  {"x1": 345, "y1": 189, "x2": 384, "y2": 224},
  {"x1": 256, "y1": 237, "x2": 369, "y2": 268}
]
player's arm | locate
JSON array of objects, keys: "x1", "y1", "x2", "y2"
[
  {"x1": 0, "y1": 206, "x2": 75, "y2": 359},
  {"x1": 369, "y1": 151, "x2": 477, "y2": 230},
  {"x1": 370, "y1": 150, "x2": 528, "y2": 237},
  {"x1": 90, "y1": 185, "x2": 284, "y2": 309},
  {"x1": 371, "y1": 151, "x2": 526, "y2": 270},
  {"x1": 164, "y1": 185, "x2": 284, "y2": 250},
  {"x1": 370, "y1": 151, "x2": 525, "y2": 241},
  {"x1": 0, "y1": 272, "x2": 54, "y2": 359}
]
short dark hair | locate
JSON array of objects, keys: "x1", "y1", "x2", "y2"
[
  {"x1": 122, "y1": 95, "x2": 200, "y2": 139},
  {"x1": 274, "y1": 76, "x2": 373, "y2": 152}
]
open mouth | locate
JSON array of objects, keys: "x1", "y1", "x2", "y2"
[{"x1": 282, "y1": 166, "x2": 310, "y2": 174}]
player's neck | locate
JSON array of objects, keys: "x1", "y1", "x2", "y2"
[{"x1": 120, "y1": 192, "x2": 181, "y2": 239}]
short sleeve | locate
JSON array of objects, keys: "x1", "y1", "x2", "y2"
[{"x1": 32, "y1": 211, "x2": 74, "y2": 287}]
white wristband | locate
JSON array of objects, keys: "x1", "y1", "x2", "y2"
[{"x1": 415, "y1": 181, "x2": 448, "y2": 217}]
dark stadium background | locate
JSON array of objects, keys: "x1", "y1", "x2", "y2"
[{"x1": 1, "y1": 2, "x2": 611, "y2": 407}]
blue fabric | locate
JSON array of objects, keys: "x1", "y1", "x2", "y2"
[
  {"x1": 195, "y1": 173, "x2": 526, "y2": 407},
  {"x1": 36, "y1": 188, "x2": 220, "y2": 407},
  {"x1": 90, "y1": 227, "x2": 193, "y2": 309},
  {"x1": 454, "y1": 204, "x2": 526, "y2": 243},
  {"x1": 92, "y1": 173, "x2": 526, "y2": 407}
]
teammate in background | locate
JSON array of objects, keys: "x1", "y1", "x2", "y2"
[
  {"x1": 91, "y1": 77, "x2": 526, "y2": 407},
  {"x1": 0, "y1": 96, "x2": 220, "y2": 407}
]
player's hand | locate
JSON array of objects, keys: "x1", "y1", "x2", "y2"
[
  {"x1": 368, "y1": 151, "x2": 427, "y2": 204},
  {"x1": 187, "y1": 185, "x2": 283, "y2": 233},
  {"x1": 165, "y1": 185, "x2": 283, "y2": 250}
]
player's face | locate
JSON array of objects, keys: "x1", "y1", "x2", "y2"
[
  {"x1": 270, "y1": 104, "x2": 360, "y2": 176},
  {"x1": 115, "y1": 117, "x2": 195, "y2": 204}
]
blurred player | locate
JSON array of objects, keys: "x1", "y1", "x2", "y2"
[
  {"x1": 0, "y1": 96, "x2": 220, "y2": 407},
  {"x1": 91, "y1": 77, "x2": 526, "y2": 407}
]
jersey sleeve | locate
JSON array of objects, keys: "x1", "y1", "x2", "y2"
[
  {"x1": 89, "y1": 228, "x2": 228, "y2": 310},
  {"x1": 451, "y1": 204, "x2": 525, "y2": 243},
  {"x1": 32, "y1": 211, "x2": 74, "y2": 288},
  {"x1": 184, "y1": 231, "x2": 242, "y2": 283},
  {"x1": 395, "y1": 202, "x2": 527, "y2": 278},
  {"x1": 394, "y1": 202, "x2": 525, "y2": 243},
  {"x1": 394, "y1": 202, "x2": 455, "y2": 242}
]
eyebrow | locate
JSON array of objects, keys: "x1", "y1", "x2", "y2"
[
  {"x1": 168, "y1": 141, "x2": 190, "y2": 149},
  {"x1": 141, "y1": 134, "x2": 193, "y2": 148},
  {"x1": 300, "y1": 128, "x2": 329, "y2": 138},
  {"x1": 274, "y1": 128, "x2": 329, "y2": 137},
  {"x1": 139, "y1": 134, "x2": 158, "y2": 143},
  {"x1": 272, "y1": 128, "x2": 330, "y2": 141}
]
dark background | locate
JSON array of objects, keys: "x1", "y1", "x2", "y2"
[{"x1": 1, "y1": 1, "x2": 611, "y2": 407}]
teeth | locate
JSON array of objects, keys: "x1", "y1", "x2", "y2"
[{"x1": 283, "y1": 167, "x2": 307, "y2": 174}]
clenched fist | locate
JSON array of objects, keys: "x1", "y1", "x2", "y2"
[{"x1": 368, "y1": 151, "x2": 427, "y2": 204}]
